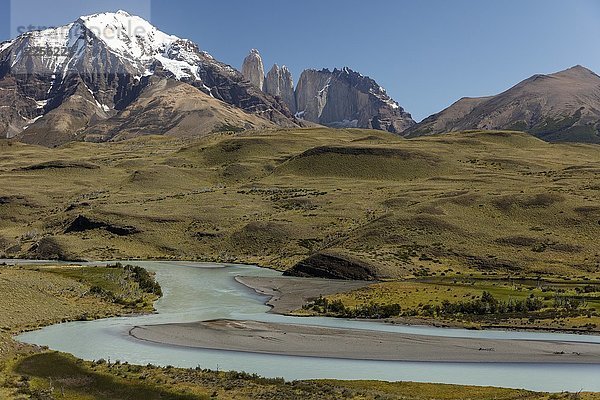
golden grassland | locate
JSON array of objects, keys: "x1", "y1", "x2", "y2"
[
  {"x1": 11, "y1": 351, "x2": 591, "y2": 400},
  {"x1": 0, "y1": 128, "x2": 598, "y2": 281},
  {"x1": 0, "y1": 262, "x2": 160, "y2": 398},
  {"x1": 8, "y1": 350, "x2": 600, "y2": 400},
  {"x1": 0, "y1": 265, "x2": 129, "y2": 335}
]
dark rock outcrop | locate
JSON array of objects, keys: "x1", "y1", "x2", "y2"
[
  {"x1": 65, "y1": 215, "x2": 140, "y2": 236},
  {"x1": 17, "y1": 160, "x2": 99, "y2": 171},
  {"x1": 29, "y1": 237, "x2": 72, "y2": 260},
  {"x1": 284, "y1": 252, "x2": 377, "y2": 280}
]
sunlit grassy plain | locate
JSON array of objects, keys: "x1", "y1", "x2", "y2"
[
  {"x1": 309, "y1": 276, "x2": 600, "y2": 331},
  {"x1": 0, "y1": 128, "x2": 599, "y2": 398},
  {"x1": 1, "y1": 128, "x2": 598, "y2": 277}
]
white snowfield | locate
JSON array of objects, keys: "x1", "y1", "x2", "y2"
[
  {"x1": 4, "y1": 10, "x2": 218, "y2": 82},
  {"x1": 80, "y1": 11, "x2": 179, "y2": 61}
]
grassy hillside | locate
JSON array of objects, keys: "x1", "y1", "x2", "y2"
[
  {"x1": 0, "y1": 128, "x2": 598, "y2": 280},
  {"x1": 0, "y1": 262, "x2": 162, "y2": 397}
]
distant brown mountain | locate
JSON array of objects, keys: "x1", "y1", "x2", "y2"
[{"x1": 405, "y1": 66, "x2": 600, "y2": 143}]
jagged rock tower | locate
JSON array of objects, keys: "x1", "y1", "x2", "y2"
[
  {"x1": 240, "y1": 49, "x2": 415, "y2": 133},
  {"x1": 265, "y1": 64, "x2": 296, "y2": 114},
  {"x1": 241, "y1": 49, "x2": 265, "y2": 91}
]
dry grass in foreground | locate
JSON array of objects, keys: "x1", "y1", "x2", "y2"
[{"x1": 11, "y1": 352, "x2": 596, "y2": 400}]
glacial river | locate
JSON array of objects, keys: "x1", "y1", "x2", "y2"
[{"x1": 8, "y1": 260, "x2": 600, "y2": 392}]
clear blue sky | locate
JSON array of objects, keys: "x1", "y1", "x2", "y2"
[{"x1": 2, "y1": 0, "x2": 599, "y2": 121}]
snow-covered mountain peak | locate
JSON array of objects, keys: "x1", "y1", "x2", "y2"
[
  {"x1": 0, "y1": 41, "x2": 12, "y2": 53},
  {"x1": 1, "y1": 10, "x2": 221, "y2": 82},
  {"x1": 0, "y1": 11, "x2": 298, "y2": 143},
  {"x1": 22, "y1": 24, "x2": 74, "y2": 48},
  {"x1": 77, "y1": 11, "x2": 179, "y2": 61}
]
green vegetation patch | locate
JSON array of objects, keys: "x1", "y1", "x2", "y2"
[
  {"x1": 45, "y1": 263, "x2": 162, "y2": 312},
  {"x1": 15, "y1": 352, "x2": 203, "y2": 400},
  {"x1": 309, "y1": 276, "x2": 600, "y2": 332}
]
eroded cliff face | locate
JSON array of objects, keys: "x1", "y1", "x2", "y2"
[
  {"x1": 295, "y1": 68, "x2": 415, "y2": 133},
  {"x1": 241, "y1": 49, "x2": 265, "y2": 91},
  {"x1": 265, "y1": 64, "x2": 296, "y2": 114}
]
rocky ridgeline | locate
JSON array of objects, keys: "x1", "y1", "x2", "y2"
[
  {"x1": 241, "y1": 49, "x2": 415, "y2": 134},
  {"x1": 0, "y1": 12, "x2": 298, "y2": 146},
  {"x1": 404, "y1": 65, "x2": 600, "y2": 143}
]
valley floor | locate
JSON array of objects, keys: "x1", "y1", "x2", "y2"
[
  {"x1": 1, "y1": 129, "x2": 599, "y2": 279},
  {"x1": 1, "y1": 128, "x2": 599, "y2": 397},
  {"x1": 3, "y1": 263, "x2": 596, "y2": 399}
]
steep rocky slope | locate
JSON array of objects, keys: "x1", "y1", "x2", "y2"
[
  {"x1": 406, "y1": 66, "x2": 600, "y2": 143},
  {"x1": 81, "y1": 78, "x2": 275, "y2": 142},
  {"x1": 264, "y1": 64, "x2": 296, "y2": 114},
  {"x1": 295, "y1": 68, "x2": 414, "y2": 133},
  {"x1": 0, "y1": 11, "x2": 296, "y2": 146}
]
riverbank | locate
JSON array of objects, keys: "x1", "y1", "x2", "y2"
[
  {"x1": 11, "y1": 261, "x2": 600, "y2": 396},
  {"x1": 237, "y1": 275, "x2": 600, "y2": 335},
  {"x1": 235, "y1": 275, "x2": 370, "y2": 314},
  {"x1": 17, "y1": 352, "x2": 573, "y2": 400},
  {"x1": 0, "y1": 263, "x2": 163, "y2": 398},
  {"x1": 238, "y1": 275, "x2": 469, "y2": 329},
  {"x1": 130, "y1": 318, "x2": 600, "y2": 363}
]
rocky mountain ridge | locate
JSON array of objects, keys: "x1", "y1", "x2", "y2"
[
  {"x1": 0, "y1": 11, "x2": 297, "y2": 146},
  {"x1": 241, "y1": 49, "x2": 415, "y2": 134},
  {"x1": 2, "y1": 11, "x2": 599, "y2": 145},
  {"x1": 265, "y1": 64, "x2": 296, "y2": 115}
]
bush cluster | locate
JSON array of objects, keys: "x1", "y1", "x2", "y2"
[
  {"x1": 305, "y1": 296, "x2": 402, "y2": 319},
  {"x1": 107, "y1": 262, "x2": 163, "y2": 296},
  {"x1": 124, "y1": 264, "x2": 163, "y2": 296},
  {"x1": 435, "y1": 291, "x2": 545, "y2": 316}
]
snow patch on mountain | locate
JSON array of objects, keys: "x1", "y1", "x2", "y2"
[
  {"x1": 5, "y1": 10, "x2": 215, "y2": 84},
  {"x1": 369, "y1": 86, "x2": 400, "y2": 109},
  {"x1": 154, "y1": 54, "x2": 199, "y2": 80},
  {"x1": 22, "y1": 115, "x2": 43, "y2": 130},
  {"x1": 0, "y1": 40, "x2": 13, "y2": 53},
  {"x1": 78, "y1": 10, "x2": 179, "y2": 61}
]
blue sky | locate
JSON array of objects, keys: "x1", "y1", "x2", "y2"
[{"x1": 1, "y1": 0, "x2": 599, "y2": 121}]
